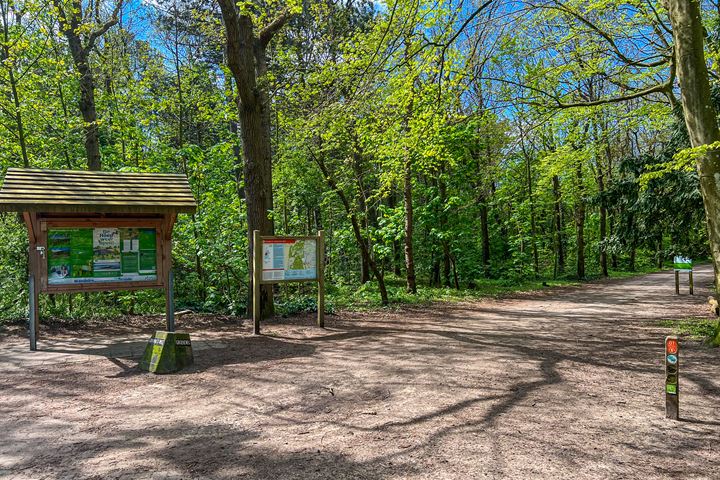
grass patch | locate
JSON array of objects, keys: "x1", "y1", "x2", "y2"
[
  {"x1": 658, "y1": 317, "x2": 720, "y2": 342},
  {"x1": 324, "y1": 276, "x2": 580, "y2": 312}
]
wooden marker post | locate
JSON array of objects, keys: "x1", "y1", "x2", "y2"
[
  {"x1": 675, "y1": 271, "x2": 680, "y2": 295},
  {"x1": 665, "y1": 336, "x2": 679, "y2": 420}
]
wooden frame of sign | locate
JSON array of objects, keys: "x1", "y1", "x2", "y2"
[
  {"x1": 0, "y1": 169, "x2": 197, "y2": 351},
  {"x1": 252, "y1": 230, "x2": 325, "y2": 334}
]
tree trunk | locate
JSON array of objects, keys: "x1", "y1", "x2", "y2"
[
  {"x1": 238, "y1": 91, "x2": 275, "y2": 317},
  {"x1": 552, "y1": 175, "x2": 565, "y2": 275},
  {"x1": 598, "y1": 168, "x2": 608, "y2": 277},
  {"x1": 575, "y1": 162, "x2": 586, "y2": 279},
  {"x1": 403, "y1": 152, "x2": 417, "y2": 293},
  {"x1": 479, "y1": 199, "x2": 491, "y2": 276},
  {"x1": 526, "y1": 151, "x2": 539, "y2": 276},
  {"x1": 667, "y1": 0, "x2": 720, "y2": 289},
  {"x1": 402, "y1": 39, "x2": 417, "y2": 294},
  {"x1": 217, "y1": 3, "x2": 292, "y2": 317}
]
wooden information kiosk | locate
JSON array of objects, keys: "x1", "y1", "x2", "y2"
[{"x1": 0, "y1": 168, "x2": 197, "y2": 350}]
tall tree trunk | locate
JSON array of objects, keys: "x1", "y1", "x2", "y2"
[
  {"x1": 54, "y1": 0, "x2": 122, "y2": 171},
  {"x1": 526, "y1": 151, "x2": 539, "y2": 276},
  {"x1": 404, "y1": 159, "x2": 417, "y2": 293},
  {"x1": 575, "y1": 162, "x2": 586, "y2": 279},
  {"x1": 438, "y1": 173, "x2": 451, "y2": 287},
  {"x1": 552, "y1": 175, "x2": 565, "y2": 275},
  {"x1": 0, "y1": 0, "x2": 28, "y2": 166},
  {"x1": 218, "y1": 4, "x2": 293, "y2": 317},
  {"x1": 479, "y1": 195, "x2": 491, "y2": 277},
  {"x1": 667, "y1": 0, "x2": 720, "y2": 289},
  {"x1": 598, "y1": 168, "x2": 608, "y2": 277},
  {"x1": 627, "y1": 213, "x2": 637, "y2": 271},
  {"x1": 402, "y1": 39, "x2": 417, "y2": 294}
]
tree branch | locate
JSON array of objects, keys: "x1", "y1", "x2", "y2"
[
  {"x1": 550, "y1": 80, "x2": 672, "y2": 108},
  {"x1": 546, "y1": 2, "x2": 669, "y2": 68},
  {"x1": 258, "y1": 10, "x2": 293, "y2": 47},
  {"x1": 85, "y1": 0, "x2": 123, "y2": 51}
]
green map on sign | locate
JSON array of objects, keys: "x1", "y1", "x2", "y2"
[
  {"x1": 289, "y1": 241, "x2": 308, "y2": 270},
  {"x1": 284, "y1": 239, "x2": 317, "y2": 280}
]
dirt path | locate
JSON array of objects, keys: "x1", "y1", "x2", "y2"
[{"x1": 1, "y1": 267, "x2": 719, "y2": 479}]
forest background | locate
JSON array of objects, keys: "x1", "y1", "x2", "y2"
[{"x1": 0, "y1": 0, "x2": 712, "y2": 321}]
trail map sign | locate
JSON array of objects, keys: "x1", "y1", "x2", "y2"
[
  {"x1": 0, "y1": 168, "x2": 196, "y2": 351},
  {"x1": 262, "y1": 238, "x2": 317, "y2": 281},
  {"x1": 48, "y1": 227, "x2": 158, "y2": 285},
  {"x1": 253, "y1": 231, "x2": 325, "y2": 334},
  {"x1": 673, "y1": 256, "x2": 694, "y2": 295}
]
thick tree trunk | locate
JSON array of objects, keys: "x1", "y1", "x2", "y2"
[
  {"x1": 54, "y1": 0, "x2": 120, "y2": 171},
  {"x1": 667, "y1": 0, "x2": 720, "y2": 289},
  {"x1": 238, "y1": 92, "x2": 275, "y2": 317},
  {"x1": 70, "y1": 42, "x2": 101, "y2": 170},
  {"x1": 218, "y1": 3, "x2": 292, "y2": 317}
]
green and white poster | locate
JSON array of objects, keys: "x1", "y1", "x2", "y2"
[{"x1": 48, "y1": 227, "x2": 157, "y2": 285}]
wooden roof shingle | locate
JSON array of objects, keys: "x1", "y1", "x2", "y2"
[{"x1": 0, "y1": 168, "x2": 197, "y2": 214}]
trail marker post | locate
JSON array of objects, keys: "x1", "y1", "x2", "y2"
[
  {"x1": 665, "y1": 336, "x2": 679, "y2": 420},
  {"x1": 673, "y1": 256, "x2": 693, "y2": 295},
  {"x1": 252, "y1": 230, "x2": 325, "y2": 334}
]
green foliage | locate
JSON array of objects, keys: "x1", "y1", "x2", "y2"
[
  {"x1": 0, "y1": 0, "x2": 713, "y2": 325},
  {"x1": 659, "y1": 317, "x2": 720, "y2": 345}
]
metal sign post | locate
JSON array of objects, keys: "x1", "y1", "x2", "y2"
[{"x1": 665, "y1": 336, "x2": 679, "y2": 420}]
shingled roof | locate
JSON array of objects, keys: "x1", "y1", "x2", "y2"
[{"x1": 0, "y1": 168, "x2": 197, "y2": 214}]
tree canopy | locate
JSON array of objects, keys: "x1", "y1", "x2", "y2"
[{"x1": 0, "y1": 0, "x2": 716, "y2": 320}]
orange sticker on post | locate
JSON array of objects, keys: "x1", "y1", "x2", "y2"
[{"x1": 666, "y1": 338, "x2": 678, "y2": 355}]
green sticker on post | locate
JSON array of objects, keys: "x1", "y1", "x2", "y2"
[{"x1": 666, "y1": 384, "x2": 677, "y2": 395}]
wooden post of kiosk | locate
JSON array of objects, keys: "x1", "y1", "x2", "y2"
[
  {"x1": 252, "y1": 230, "x2": 325, "y2": 334},
  {"x1": 253, "y1": 229, "x2": 262, "y2": 335},
  {"x1": 0, "y1": 168, "x2": 196, "y2": 351}
]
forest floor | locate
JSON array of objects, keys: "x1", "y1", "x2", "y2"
[{"x1": 1, "y1": 267, "x2": 719, "y2": 479}]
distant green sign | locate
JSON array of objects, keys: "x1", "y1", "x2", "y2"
[
  {"x1": 48, "y1": 227, "x2": 157, "y2": 285},
  {"x1": 673, "y1": 256, "x2": 692, "y2": 271}
]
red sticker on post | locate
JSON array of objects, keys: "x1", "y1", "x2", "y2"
[{"x1": 666, "y1": 338, "x2": 678, "y2": 355}]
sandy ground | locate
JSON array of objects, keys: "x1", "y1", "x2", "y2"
[{"x1": 1, "y1": 267, "x2": 719, "y2": 480}]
